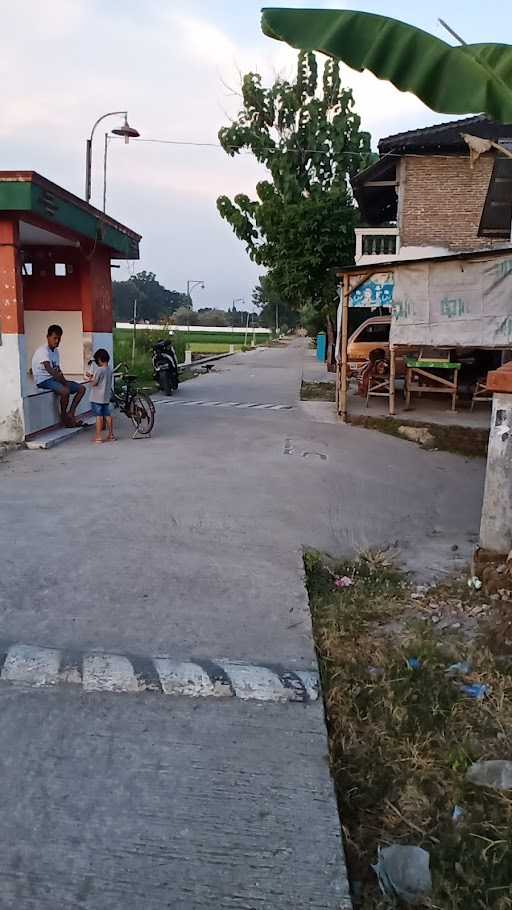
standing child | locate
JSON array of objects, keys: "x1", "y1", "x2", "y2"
[{"x1": 89, "y1": 349, "x2": 114, "y2": 443}]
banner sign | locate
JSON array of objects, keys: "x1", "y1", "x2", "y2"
[{"x1": 350, "y1": 274, "x2": 394, "y2": 309}]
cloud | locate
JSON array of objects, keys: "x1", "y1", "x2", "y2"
[{"x1": 0, "y1": 0, "x2": 459, "y2": 310}]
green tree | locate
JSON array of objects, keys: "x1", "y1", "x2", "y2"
[
  {"x1": 217, "y1": 52, "x2": 374, "y2": 365},
  {"x1": 172, "y1": 306, "x2": 200, "y2": 326},
  {"x1": 252, "y1": 276, "x2": 299, "y2": 333},
  {"x1": 197, "y1": 308, "x2": 230, "y2": 327},
  {"x1": 113, "y1": 271, "x2": 189, "y2": 323}
]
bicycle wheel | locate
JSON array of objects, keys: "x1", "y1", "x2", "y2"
[{"x1": 130, "y1": 393, "x2": 155, "y2": 435}]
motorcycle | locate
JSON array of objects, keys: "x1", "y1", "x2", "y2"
[{"x1": 152, "y1": 338, "x2": 179, "y2": 395}]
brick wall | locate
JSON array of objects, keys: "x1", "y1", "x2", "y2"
[{"x1": 400, "y1": 153, "x2": 497, "y2": 251}]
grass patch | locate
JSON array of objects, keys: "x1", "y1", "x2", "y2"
[
  {"x1": 348, "y1": 415, "x2": 489, "y2": 458},
  {"x1": 301, "y1": 380, "x2": 336, "y2": 402},
  {"x1": 116, "y1": 328, "x2": 270, "y2": 346},
  {"x1": 113, "y1": 329, "x2": 186, "y2": 386},
  {"x1": 187, "y1": 342, "x2": 242, "y2": 354},
  {"x1": 305, "y1": 551, "x2": 512, "y2": 909}
]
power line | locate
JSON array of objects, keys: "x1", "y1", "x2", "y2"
[
  {"x1": 110, "y1": 134, "x2": 383, "y2": 159},
  {"x1": 111, "y1": 134, "x2": 473, "y2": 163}
]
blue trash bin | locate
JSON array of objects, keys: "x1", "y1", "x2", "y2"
[{"x1": 316, "y1": 332, "x2": 326, "y2": 362}]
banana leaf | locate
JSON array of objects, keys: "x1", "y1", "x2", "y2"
[{"x1": 261, "y1": 8, "x2": 512, "y2": 123}]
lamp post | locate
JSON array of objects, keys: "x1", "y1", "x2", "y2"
[
  {"x1": 232, "y1": 297, "x2": 244, "y2": 329},
  {"x1": 186, "y1": 279, "x2": 205, "y2": 299},
  {"x1": 186, "y1": 279, "x2": 205, "y2": 332},
  {"x1": 84, "y1": 111, "x2": 140, "y2": 205}
]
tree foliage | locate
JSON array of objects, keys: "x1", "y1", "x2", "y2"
[
  {"x1": 113, "y1": 271, "x2": 190, "y2": 323},
  {"x1": 217, "y1": 52, "x2": 374, "y2": 331},
  {"x1": 197, "y1": 308, "x2": 230, "y2": 327},
  {"x1": 252, "y1": 275, "x2": 300, "y2": 332},
  {"x1": 262, "y1": 9, "x2": 512, "y2": 125},
  {"x1": 171, "y1": 306, "x2": 200, "y2": 326}
]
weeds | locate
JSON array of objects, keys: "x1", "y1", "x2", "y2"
[
  {"x1": 304, "y1": 551, "x2": 512, "y2": 909},
  {"x1": 300, "y1": 380, "x2": 336, "y2": 401}
]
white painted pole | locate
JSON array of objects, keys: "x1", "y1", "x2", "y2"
[
  {"x1": 131, "y1": 298, "x2": 137, "y2": 366},
  {"x1": 480, "y1": 392, "x2": 512, "y2": 553}
]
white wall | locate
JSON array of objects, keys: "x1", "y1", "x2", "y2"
[
  {"x1": 92, "y1": 333, "x2": 113, "y2": 364},
  {"x1": 24, "y1": 310, "x2": 84, "y2": 376},
  {"x1": 0, "y1": 334, "x2": 25, "y2": 442}
]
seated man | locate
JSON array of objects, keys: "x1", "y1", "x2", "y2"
[{"x1": 32, "y1": 324, "x2": 86, "y2": 427}]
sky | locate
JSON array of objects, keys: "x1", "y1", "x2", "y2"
[{"x1": 1, "y1": 0, "x2": 509, "y2": 311}]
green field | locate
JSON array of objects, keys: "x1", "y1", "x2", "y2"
[
  {"x1": 182, "y1": 332, "x2": 269, "y2": 347},
  {"x1": 113, "y1": 329, "x2": 186, "y2": 386},
  {"x1": 187, "y1": 342, "x2": 243, "y2": 354},
  {"x1": 113, "y1": 328, "x2": 269, "y2": 386}
]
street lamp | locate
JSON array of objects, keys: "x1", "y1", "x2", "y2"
[
  {"x1": 186, "y1": 279, "x2": 205, "y2": 299},
  {"x1": 232, "y1": 297, "x2": 244, "y2": 329},
  {"x1": 84, "y1": 111, "x2": 140, "y2": 204},
  {"x1": 186, "y1": 279, "x2": 205, "y2": 332}
]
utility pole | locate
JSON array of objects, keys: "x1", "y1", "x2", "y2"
[
  {"x1": 131, "y1": 298, "x2": 137, "y2": 366},
  {"x1": 275, "y1": 300, "x2": 279, "y2": 336},
  {"x1": 232, "y1": 297, "x2": 244, "y2": 331},
  {"x1": 244, "y1": 309, "x2": 250, "y2": 347},
  {"x1": 186, "y1": 279, "x2": 205, "y2": 333}
]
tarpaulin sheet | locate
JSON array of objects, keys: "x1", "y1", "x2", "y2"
[{"x1": 390, "y1": 254, "x2": 512, "y2": 347}]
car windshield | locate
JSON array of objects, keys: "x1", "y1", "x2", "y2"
[{"x1": 357, "y1": 324, "x2": 390, "y2": 343}]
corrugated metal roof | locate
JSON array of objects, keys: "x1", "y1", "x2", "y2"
[
  {"x1": 335, "y1": 245, "x2": 512, "y2": 276},
  {"x1": 379, "y1": 116, "x2": 512, "y2": 155}
]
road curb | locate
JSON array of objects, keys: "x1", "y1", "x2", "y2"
[{"x1": 0, "y1": 642, "x2": 319, "y2": 703}]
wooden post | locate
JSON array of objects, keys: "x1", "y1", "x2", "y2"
[
  {"x1": 339, "y1": 273, "x2": 350, "y2": 422},
  {"x1": 452, "y1": 366, "x2": 459, "y2": 411},
  {"x1": 389, "y1": 345, "x2": 396, "y2": 415}
]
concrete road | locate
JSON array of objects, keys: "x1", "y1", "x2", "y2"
[
  {"x1": 0, "y1": 342, "x2": 483, "y2": 662},
  {"x1": 0, "y1": 686, "x2": 346, "y2": 910},
  {"x1": 0, "y1": 339, "x2": 485, "y2": 908}
]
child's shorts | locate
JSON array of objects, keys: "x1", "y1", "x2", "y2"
[{"x1": 91, "y1": 402, "x2": 111, "y2": 417}]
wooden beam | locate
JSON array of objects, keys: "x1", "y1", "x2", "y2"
[
  {"x1": 339, "y1": 274, "x2": 350, "y2": 422},
  {"x1": 363, "y1": 180, "x2": 398, "y2": 187},
  {"x1": 389, "y1": 345, "x2": 396, "y2": 416}
]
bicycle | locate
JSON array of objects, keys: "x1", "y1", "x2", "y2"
[{"x1": 111, "y1": 364, "x2": 155, "y2": 436}]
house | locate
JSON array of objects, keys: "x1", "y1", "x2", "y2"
[
  {"x1": 351, "y1": 116, "x2": 512, "y2": 266},
  {"x1": 334, "y1": 117, "x2": 512, "y2": 423},
  {"x1": 0, "y1": 171, "x2": 140, "y2": 444}
]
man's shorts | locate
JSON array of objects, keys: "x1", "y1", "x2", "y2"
[
  {"x1": 91, "y1": 402, "x2": 111, "y2": 417},
  {"x1": 37, "y1": 378, "x2": 83, "y2": 394}
]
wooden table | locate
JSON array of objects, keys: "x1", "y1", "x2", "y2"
[{"x1": 405, "y1": 358, "x2": 461, "y2": 412}]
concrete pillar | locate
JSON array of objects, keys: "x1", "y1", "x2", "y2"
[
  {"x1": 0, "y1": 219, "x2": 25, "y2": 442},
  {"x1": 185, "y1": 349, "x2": 192, "y2": 365},
  {"x1": 480, "y1": 392, "x2": 512, "y2": 553},
  {"x1": 79, "y1": 249, "x2": 113, "y2": 371}
]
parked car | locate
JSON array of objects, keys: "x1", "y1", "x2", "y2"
[{"x1": 347, "y1": 316, "x2": 390, "y2": 372}]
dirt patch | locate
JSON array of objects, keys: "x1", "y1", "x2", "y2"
[
  {"x1": 301, "y1": 380, "x2": 336, "y2": 402},
  {"x1": 305, "y1": 550, "x2": 512, "y2": 909}
]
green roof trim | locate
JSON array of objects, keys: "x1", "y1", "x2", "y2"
[{"x1": 0, "y1": 172, "x2": 141, "y2": 259}]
